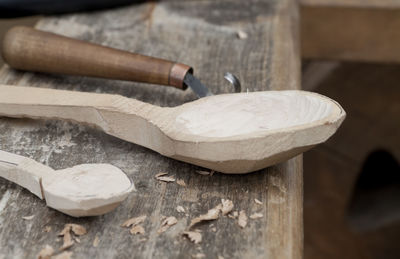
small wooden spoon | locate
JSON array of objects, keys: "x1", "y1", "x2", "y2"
[
  {"x1": 0, "y1": 84, "x2": 346, "y2": 174},
  {"x1": 0, "y1": 150, "x2": 133, "y2": 217}
]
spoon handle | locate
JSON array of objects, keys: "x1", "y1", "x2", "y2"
[
  {"x1": 2, "y1": 26, "x2": 192, "y2": 89},
  {"x1": 0, "y1": 150, "x2": 54, "y2": 199}
]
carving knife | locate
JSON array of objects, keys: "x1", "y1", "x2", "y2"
[{"x1": 1, "y1": 26, "x2": 212, "y2": 98}]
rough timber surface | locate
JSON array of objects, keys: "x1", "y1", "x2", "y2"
[{"x1": 0, "y1": 1, "x2": 302, "y2": 258}]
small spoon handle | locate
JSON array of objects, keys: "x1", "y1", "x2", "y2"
[{"x1": 0, "y1": 150, "x2": 54, "y2": 199}]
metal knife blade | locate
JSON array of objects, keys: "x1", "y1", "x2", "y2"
[{"x1": 183, "y1": 73, "x2": 213, "y2": 98}]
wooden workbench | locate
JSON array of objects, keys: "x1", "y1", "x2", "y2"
[{"x1": 0, "y1": 0, "x2": 302, "y2": 258}]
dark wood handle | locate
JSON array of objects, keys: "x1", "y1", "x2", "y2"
[{"x1": 2, "y1": 26, "x2": 192, "y2": 89}]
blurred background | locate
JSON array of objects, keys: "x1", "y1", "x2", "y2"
[{"x1": 0, "y1": 1, "x2": 399, "y2": 259}]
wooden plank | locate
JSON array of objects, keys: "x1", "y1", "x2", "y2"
[
  {"x1": 0, "y1": 0, "x2": 302, "y2": 258},
  {"x1": 301, "y1": 0, "x2": 400, "y2": 62}
]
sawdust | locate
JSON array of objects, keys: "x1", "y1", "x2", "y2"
[
  {"x1": 228, "y1": 211, "x2": 238, "y2": 219},
  {"x1": 157, "y1": 176, "x2": 176, "y2": 183},
  {"x1": 38, "y1": 245, "x2": 54, "y2": 259},
  {"x1": 176, "y1": 206, "x2": 185, "y2": 213},
  {"x1": 122, "y1": 215, "x2": 147, "y2": 235},
  {"x1": 130, "y1": 225, "x2": 145, "y2": 235},
  {"x1": 254, "y1": 199, "x2": 262, "y2": 205},
  {"x1": 250, "y1": 212, "x2": 263, "y2": 219},
  {"x1": 155, "y1": 173, "x2": 175, "y2": 182},
  {"x1": 189, "y1": 204, "x2": 222, "y2": 228},
  {"x1": 238, "y1": 210, "x2": 248, "y2": 228},
  {"x1": 195, "y1": 170, "x2": 212, "y2": 176},
  {"x1": 183, "y1": 231, "x2": 202, "y2": 244},
  {"x1": 237, "y1": 30, "x2": 248, "y2": 39},
  {"x1": 53, "y1": 251, "x2": 73, "y2": 259},
  {"x1": 121, "y1": 215, "x2": 147, "y2": 227},
  {"x1": 192, "y1": 253, "x2": 205, "y2": 258},
  {"x1": 155, "y1": 172, "x2": 168, "y2": 178},
  {"x1": 22, "y1": 215, "x2": 35, "y2": 220},
  {"x1": 93, "y1": 236, "x2": 100, "y2": 247},
  {"x1": 221, "y1": 199, "x2": 234, "y2": 215},
  {"x1": 158, "y1": 216, "x2": 178, "y2": 234},
  {"x1": 176, "y1": 179, "x2": 186, "y2": 187},
  {"x1": 43, "y1": 226, "x2": 52, "y2": 233},
  {"x1": 58, "y1": 224, "x2": 87, "y2": 250}
]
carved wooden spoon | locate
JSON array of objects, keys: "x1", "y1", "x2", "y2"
[
  {"x1": 0, "y1": 84, "x2": 346, "y2": 174},
  {"x1": 0, "y1": 150, "x2": 133, "y2": 217}
]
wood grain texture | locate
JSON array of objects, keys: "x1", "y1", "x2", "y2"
[
  {"x1": 0, "y1": 0, "x2": 302, "y2": 258},
  {"x1": 301, "y1": 0, "x2": 400, "y2": 62}
]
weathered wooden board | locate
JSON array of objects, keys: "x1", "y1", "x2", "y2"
[
  {"x1": 0, "y1": 0, "x2": 302, "y2": 258},
  {"x1": 301, "y1": 0, "x2": 400, "y2": 63}
]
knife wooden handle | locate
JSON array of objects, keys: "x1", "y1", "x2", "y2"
[{"x1": 2, "y1": 26, "x2": 192, "y2": 89}]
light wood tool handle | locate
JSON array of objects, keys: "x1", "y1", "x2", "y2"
[{"x1": 2, "y1": 26, "x2": 192, "y2": 89}]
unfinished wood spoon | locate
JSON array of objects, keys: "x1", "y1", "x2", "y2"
[
  {"x1": 0, "y1": 150, "x2": 133, "y2": 217},
  {"x1": 0, "y1": 84, "x2": 346, "y2": 174}
]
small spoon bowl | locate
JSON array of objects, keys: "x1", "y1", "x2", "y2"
[{"x1": 0, "y1": 150, "x2": 133, "y2": 217}]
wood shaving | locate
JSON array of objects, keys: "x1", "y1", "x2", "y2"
[
  {"x1": 238, "y1": 210, "x2": 248, "y2": 228},
  {"x1": 58, "y1": 224, "x2": 87, "y2": 250},
  {"x1": 158, "y1": 216, "x2": 178, "y2": 234},
  {"x1": 53, "y1": 251, "x2": 73, "y2": 259},
  {"x1": 157, "y1": 176, "x2": 176, "y2": 183},
  {"x1": 228, "y1": 211, "x2": 238, "y2": 219},
  {"x1": 250, "y1": 212, "x2": 263, "y2": 219},
  {"x1": 38, "y1": 245, "x2": 54, "y2": 259},
  {"x1": 183, "y1": 231, "x2": 202, "y2": 244},
  {"x1": 221, "y1": 199, "x2": 234, "y2": 215},
  {"x1": 192, "y1": 253, "x2": 205, "y2": 258},
  {"x1": 254, "y1": 199, "x2": 262, "y2": 205},
  {"x1": 155, "y1": 172, "x2": 168, "y2": 178},
  {"x1": 22, "y1": 215, "x2": 35, "y2": 220},
  {"x1": 189, "y1": 204, "x2": 222, "y2": 228},
  {"x1": 195, "y1": 170, "x2": 211, "y2": 176},
  {"x1": 121, "y1": 215, "x2": 147, "y2": 228},
  {"x1": 237, "y1": 30, "x2": 248, "y2": 39},
  {"x1": 176, "y1": 179, "x2": 186, "y2": 186},
  {"x1": 93, "y1": 236, "x2": 100, "y2": 247},
  {"x1": 176, "y1": 205, "x2": 185, "y2": 213},
  {"x1": 130, "y1": 225, "x2": 145, "y2": 235},
  {"x1": 43, "y1": 226, "x2": 52, "y2": 233}
]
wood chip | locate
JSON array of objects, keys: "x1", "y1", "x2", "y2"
[
  {"x1": 192, "y1": 253, "x2": 205, "y2": 258},
  {"x1": 58, "y1": 224, "x2": 87, "y2": 251},
  {"x1": 210, "y1": 227, "x2": 216, "y2": 232},
  {"x1": 37, "y1": 245, "x2": 54, "y2": 259},
  {"x1": 176, "y1": 179, "x2": 186, "y2": 186},
  {"x1": 237, "y1": 30, "x2": 248, "y2": 39},
  {"x1": 158, "y1": 216, "x2": 178, "y2": 234},
  {"x1": 121, "y1": 215, "x2": 147, "y2": 227},
  {"x1": 218, "y1": 256, "x2": 225, "y2": 259},
  {"x1": 68, "y1": 224, "x2": 87, "y2": 236},
  {"x1": 53, "y1": 251, "x2": 73, "y2": 259},
  {"x1": 157, "y1": 176, "x2": 176, "y2": 183},
  {"x1": 221, "y1": 199, "x2": 234, "y2": 215},
  {"x1": 254, "y1": 198, "x2": 262, "y2": 205},
  {"x1": 155, "y1": 172, "x2": 168, "y2": 178},
  {"x1": 183, "y1": 231, "x2": 202, "y2": 244},
  {"x1": 250, "y1": 212, "x2": 263, "y2": 219},
  {"x1": 73, "y1": 237, "x2": 81, "y2": 243},
  {"x1": 238, "y1": 210, "x2": 248, "y2": 228},
  {"x1": 93, "y1": 235, "x2": 100, "y2": 247},
  {"x1": 189, "y1": 204, "x2": 222, "y2": 228},
  {"x1": 43, "y1": 226, "x2": 52, "y2": 233},
  {"x1": 195, "y1": 170, "x2": 211, "y2": 176},
  {"x1": 176, "y1": 205, "x2": 185, "y2": 213},
  {"x1": 130, "y1": 225, "x2": 145, "y2": 235},
  {"x1": 22, "y1": 215, "x2": 35, "y2": 220},
  {"x1": 228, "y1": 211, "x2": 238, "y2": 219}
]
